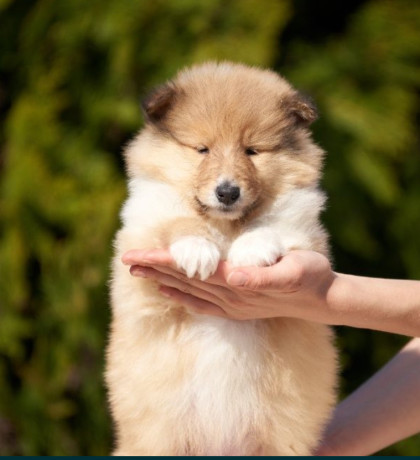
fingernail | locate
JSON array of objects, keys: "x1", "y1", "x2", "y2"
[
  {"x1": 227, "y1": 271, "x2": 249, "y2": 286},
  {"x1": 130, "y1": 267, "x2": 147, "y2": 278},
  {"x1": 122, "y1": 255, "x2": 131, "y2": 265}
]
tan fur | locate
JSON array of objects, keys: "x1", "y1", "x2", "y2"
[{"x1": 107, "y1": 62, "x2": 337, "y2": 455}]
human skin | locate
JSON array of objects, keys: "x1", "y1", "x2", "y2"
[
  {"x1": 121, "y1": 249, "x2": 420, "y2": 337},
  {"x1": 121, "y1": 248, "x2": 420, "y2": 455},
  {"x1": 315, "y1": 337, "x2": 420, "y2": 456}
]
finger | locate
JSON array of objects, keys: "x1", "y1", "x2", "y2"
[
  {"x1": 135, "y1": 263, "x2": 235, "y2": 300},
  {"x1": 133, "y1": 266, "x2": 225, "y2": 307},
  {"x1": 122, "y1": 248, "x2": 174, "y2": 267},
  {"x1": 124, "y1": 248, "x2": 235, "y2": 288},
  {"x1": 159, "y1": 287, "x2": 228, "y2": 318}
]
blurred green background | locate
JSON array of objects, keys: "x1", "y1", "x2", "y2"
[{"x1": 1, "y1": 0, "x2": 419, "y2": 455}]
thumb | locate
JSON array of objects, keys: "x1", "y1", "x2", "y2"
[{"x1": 226, "y1": 256, "x2": 304, "y2": 292}]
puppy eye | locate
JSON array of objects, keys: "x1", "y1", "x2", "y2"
[
  {"x1": 245, "y1": 148, "x2": 257, "y2": 156},
  {"x1": 196, "y1": 146, "x2": 209, "y2": 154}
]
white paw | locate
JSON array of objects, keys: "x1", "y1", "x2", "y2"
[
  {"x1": 169, "y1": 236, "x2": 220, "y2": 280},
  {"x1": 228, "y1": 232, "x2": 284, "y2": 267}
]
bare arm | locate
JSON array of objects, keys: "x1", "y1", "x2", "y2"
[
  {"x1": 327, "y1": 273, "x2": 420, "y2": 337},
  {"x1": 122, "y1": 249, "x2": 420, "y2": 337},
  {"x1": 316, "y1": 337, "x2": 420, "y2": 455}
]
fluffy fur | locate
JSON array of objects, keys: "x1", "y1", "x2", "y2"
[{"x1": 107, "y1": 62, "x2": 337, "y2": 456}]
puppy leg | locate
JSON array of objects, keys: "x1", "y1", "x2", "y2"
[
  {"x1": 160, "y1": 218, "x2": 222, "y2": 280},
  {"x1": 228, "y1": 227, "x2": 286, "y2": 267}
]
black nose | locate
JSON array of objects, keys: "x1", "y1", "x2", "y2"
[{"x1": 215, "y1": 182, "x2": 240, "y2": 205}]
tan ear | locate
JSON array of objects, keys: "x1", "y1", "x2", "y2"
[
  {"x1": 141, "y1": 83, "x2": 177, "y2": 123},
  {"x1": 283, "y1": 92, "x2": 318, "y2": 126}
]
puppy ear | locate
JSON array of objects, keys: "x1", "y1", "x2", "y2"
[
  {"x1": 141, "y1": 83, "x2": 177, "y2": 123},
  {"x1": 283, "y1": 92, "x2": 318, "y2": 126}
]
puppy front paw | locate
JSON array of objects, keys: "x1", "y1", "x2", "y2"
[
  {"x1": 169, "y1": 236, "x2": 220, "y2": 280},
  {"x1": 228, "y1": 232, "x2": 284, "y2": 268}
]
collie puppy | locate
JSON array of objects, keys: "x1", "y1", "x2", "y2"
[{"x1": 107, "y1": 62, "x2": 337, "y2": 456}]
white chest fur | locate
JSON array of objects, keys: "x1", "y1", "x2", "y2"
[
  {"x1": 178, "y1": 316, "x2": 262, "y2": 452},
  {"x1": 121, "y1": 177, "x2": 326, "y2": 254},
  {"x1": 121, "y1": 177, "x2": 193, "y2": 232}
]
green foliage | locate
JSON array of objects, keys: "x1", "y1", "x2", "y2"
[
  {"x1": 284, "y1": 1, "x2": 420, "y2": 277},
  {"x1": 0, "y1": 0, "x2": 419, "y2": 455}
]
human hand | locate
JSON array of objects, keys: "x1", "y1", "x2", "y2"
[{"x1": 121, "y1": 248, "x2": 339, "y2": 324}]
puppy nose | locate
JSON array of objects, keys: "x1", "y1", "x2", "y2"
[{"x1": 215, "y1": 182, "x2": 240, "y2": 205}]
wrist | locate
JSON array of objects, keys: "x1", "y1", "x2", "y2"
[
  {"x1": 323, "y1": 272, "x2": 348, "y2": 326},
  {"x1": 325, "y1": 272, "x2": 384, "y2": 330}
]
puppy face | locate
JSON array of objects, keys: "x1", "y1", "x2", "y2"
[{"x1": 129, "y1": 62, "x2": 324, "y2": 221}]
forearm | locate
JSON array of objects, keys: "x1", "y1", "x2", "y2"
[
  {"x1": 317, "y1": 338, "x2": 420, "y2": 455},
  {"x1": 328, "y1": 274, "x2": 420, "y2": 336}
]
